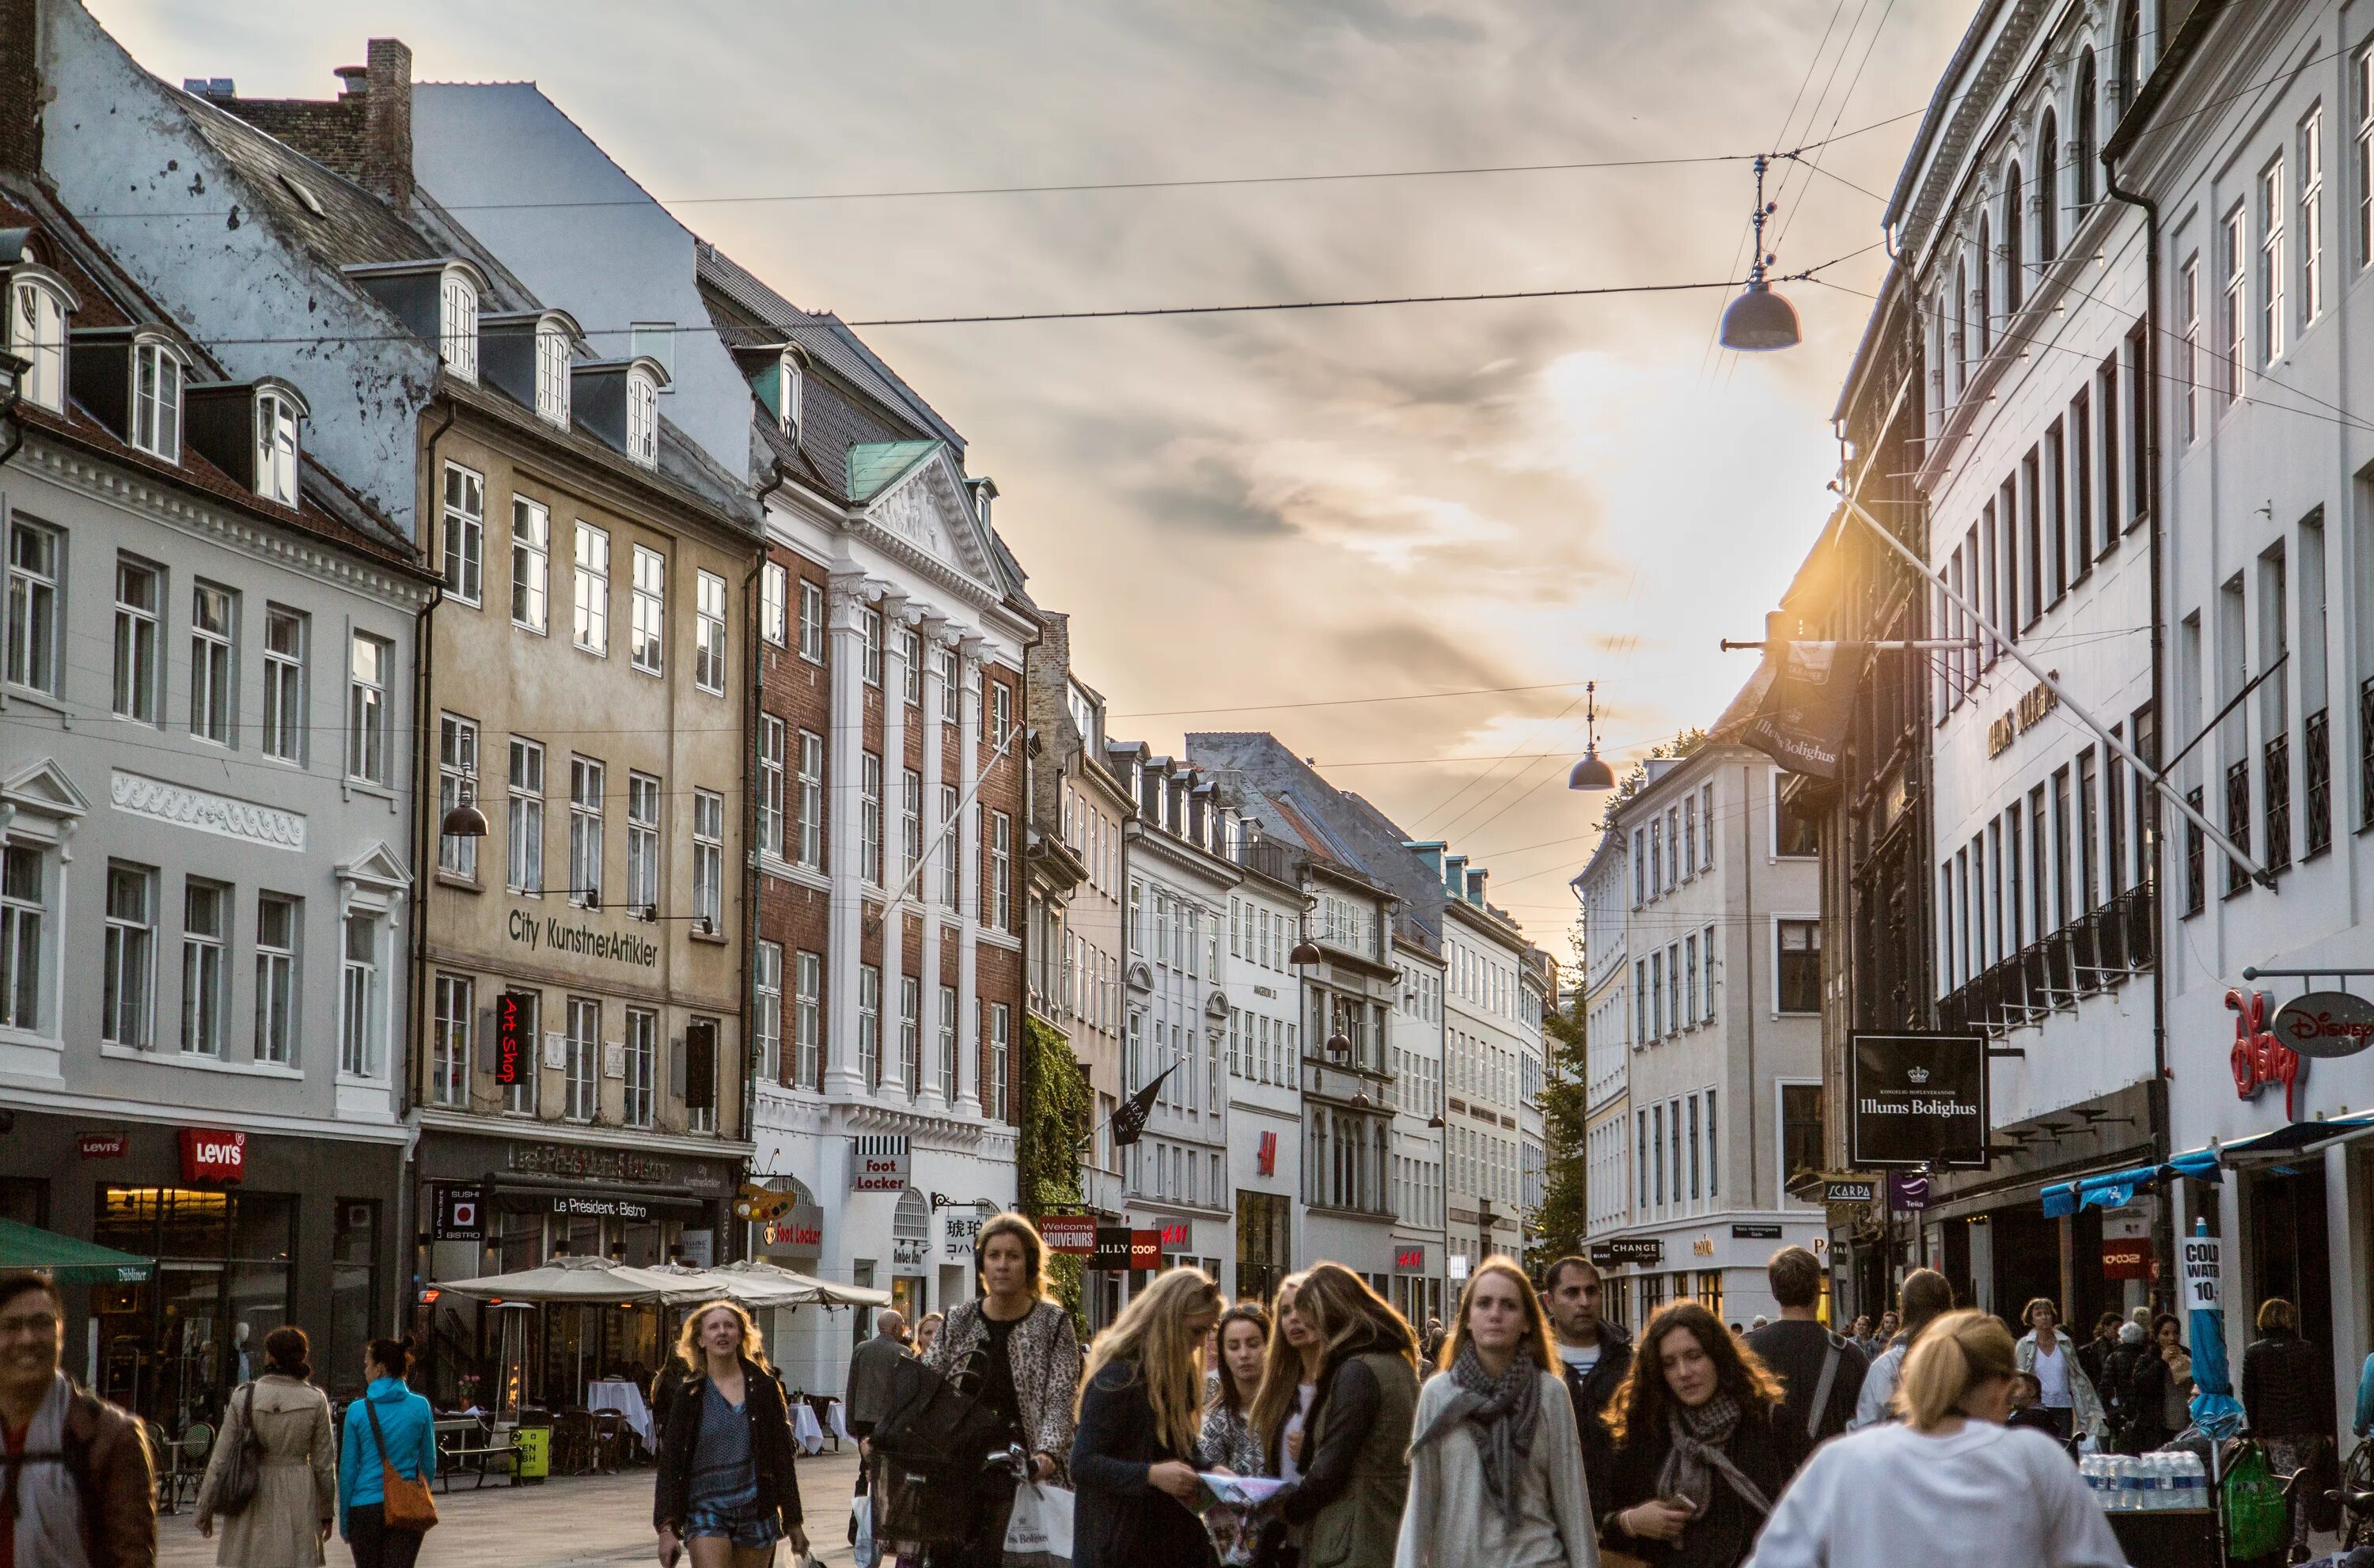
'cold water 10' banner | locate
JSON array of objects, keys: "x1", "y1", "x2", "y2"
[{"x1": 1849, "y1": 1032, "x2": 1989, "y2": 1168}]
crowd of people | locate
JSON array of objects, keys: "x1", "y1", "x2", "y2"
[{"x1": 0, "y1": 1217, "x2": 2357, "y2": 1568}]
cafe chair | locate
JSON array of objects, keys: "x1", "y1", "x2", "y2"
[
  {"x1": 552, "y1": 1407, "x2": 595, "y2": 1475},
  {"x1": 590, "y1": 1409, "x2": 626, "y2": 1474}
]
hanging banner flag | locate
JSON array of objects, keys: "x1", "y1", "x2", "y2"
[{"x1": 1740, "y1": 640, "x2": 1866, "y2": 780}]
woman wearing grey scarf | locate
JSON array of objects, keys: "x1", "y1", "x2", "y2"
[
  {"x1": 1602, "y1": 1302, "x2": 1800, "y2": 1567},
  {"x1": 1397, "y1": 1259, "x2": 1595, "y2": 1568}
]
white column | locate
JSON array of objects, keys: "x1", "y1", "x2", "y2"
[
  {"x1": 824, "y1": 574, "x2": 870, "y2": 1099},
  {"x1": 955, "y1": 639, "x2": 984, "y2": 1118},
  {"x1": 878, "y1": 593, "x2": 909, "y2": 1101},
  {"x1": 918, "y1": 616, "x2": 950, "y2": 1114}
]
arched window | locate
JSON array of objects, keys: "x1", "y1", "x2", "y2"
[
  {"x1": 2074, "y1": 51, "x2": 2099, "y2": 206},
  {"x1": 6, "y1": 274, "x2": 68, "y2": 414},
  {"x1": 626, "y1": 365, "x2": 659, "y2": 468},
  {"x1": 1953, "y1": 259, "x2": 1969, "y2": 390},
  {"x1": 1975, "y1": 214, "x2": 1993, "y2": 354},
  {"x1": 2038, "y1": 113, "x2": 2061, "y2": 262},
  {"x1": 777, "y1": 349, "x2": 803, "y2": 439},
  {"x1": 2116, "y1": 1, "x2": 2142, "y2": 122},
  {"x1": 2004, "y1": 164, "x2": 2025, "y2": 312}
]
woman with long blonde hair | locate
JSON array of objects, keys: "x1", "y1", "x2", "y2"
[
  {"x1": 1257, "y1": 1263, "x2": 1420, "y2": 1568},
  {"x1": 1068, "y1": 1267, "x2": 1225, "y2": 1568},
  {"x1": 651, "y1": 1301, "x2": 809, "y2": 1568},
  {"x1": 1743, "y1": 1311, "x2": 2123, "y2": 1568}
]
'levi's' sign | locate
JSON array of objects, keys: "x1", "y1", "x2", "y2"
[{"x1": 179, "y1": 1127, "x2": 246, "y2": 1184}]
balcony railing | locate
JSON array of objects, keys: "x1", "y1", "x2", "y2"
[
  {"x1": 2224, "y1": 761, "x2": 2251, "y2": 898},
  {"x1": 2305, "y1": 706, "x2": 2332, "y2": 859},
  {"x1": 1933, "y1": 881, "x2": 2152, "y2": 1036},
  {"x1": 2263, "y1": 733, "x2": 2292, "y2": 874},
  {"x1": 2185, "y1": 786, "x2": 2205, "y2": 916}
]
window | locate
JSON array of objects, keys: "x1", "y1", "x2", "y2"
[
  {"x1": 1782, "y1": 1082, "x2": 1823, "y2": 1187},
  {"x1": 992, "y1": 676, "x2": 1012, "y2": 742},
  {"x1": 940, "y1": 984, "x2": 959, "y2": 1099},
  {"x1": 939, "y1": 647, "x2": 960, "y2": 716},
  {"x1": 2261, "y1": 160, "x2": 2288, "y2": 363},
  {"x1": 2037, "y1": 112, "x2": 2059, "y2": 262},
  {"x1": 102, "y1": 865, "x2": 154, "y2": 1047},
  {"x1": 131, "y1": 340, "x2": 180, "y2": 460},
  {"x1": 7, "y1": 276, "x2": 65, "y2": 413},
  {"x1": 901, "y1": 627, "x2": 922, "y2": 706},
  {"x1": 798, "y1": 578, "x2": 825, "y2": 662},
  {"x1": 794, "y1": 950, "x2": 822, "y2": 1089},
  {"x1": 502, "y1": 990, "x2": 540, "y2": 1115},
  {"x1": 511, "y1": 497, "x2": 549, "y2": 633},
  {"x1": 624, "y1": 1008, "x2": 657, "y2": 1127},
  {"x1": 261, "y1": 608, "x2": 303, "y2": 762},
  {"x1": 2003, "y1": 161, "x2": 2024, "y2": 313},
  {"x1": 2304, "y1": 108, "x2": 2326, "y2": 326},
  {"x1": 430, "y1": 972, "x2": 471, "y2": 1107},
  {"x1": 1777, "y1": 920, "x2": 1820, "y2": 1013},
  {"x1": 777, "y1": 351, "x2": 803, "y2": 436},
  {"x1": 347, "y1": 633, "x2": 389, "y2": 785},
  {"x1": 2076, "y1": 51, "x2": 2099, "y2": 206},
  {"x1": 339, "y1": 914, "x2": 379, "y2": 1076},
  {"x1": 696, "y1": 571, "x2": 727, "y2": 694},
  {"x1": 2078, "y1": 749, "x2": 2100, "y2": 911},
  {"x1": 0, "y1": 844, "x2": 41, "y2": 1030},
  {"x1": 113, "y1": 558, "x2": 161, "y2": 722},
  {"x1": 535, "y1": 322, "x2": 571, "y2": 427},
  {"x1": 760, "y1": 562, "x2": 787, "y2": 646},
  {"x1": 2361, "y1": 48, "x2": 2374, "y2": 267},
  {"x1": 797, "y1": 731, "x2": 825, "y2": 869},
  {"x1": 256, "y1": 391, "x2": 298, "y2": 506},
  {"x1": 569, "y1": 756, "x2": 605, "y2": 906},
  {"x1": 758, "y1": 717, "x2": 786, "y2": 859},
  {"x1": 626, "y1": 367, "x2": 658, "y2": 468},
  {"x1": 693, "y1": 790, "x2": 723, "y2": 931},
  {"x1": 438, "y1": 715, "x2": 480, "y2": 878},
  {"x1": 859, "y1": 964, "x2": 882, "y2": 1086},
  {"x1": 893, "y1": 767, "x2": 920, "y2": 886},
  {"x1": 989, "y1": 811, "x2": 1012, "y2": 930},
  {"x1": 439, "y1": 269, "x2": 479, "y2": 381},
  {"x1": 625, "y1": 772, "x2": 660, "y2": 914},
  {"x1": 2181, "y1": 256, "x2": 2201, "y2": 443},
  {"x1": 442, "y1": 463, "x2": 484, "y2": 604},
  {"x1": 630, "y1": 545, "x2": 665, "y2": 675},
  {"x1": 988, "y1": 1002, "x2": 1011, "y2": 1120},
  {"x1": 861, "y1": 753, "x2": 883, "y2": 884},
  {"x1": 246, "y1": 887, "x2": 301, "y2": 1058},
  {"x1": 507, "y1": 738, "x2": 545, "y2": 894},
  {"x1": 574, "y1": 522, "x2": 609, "y2": 653},
  {"x1": 564, "y1": 997, "x2": 598, "y2": 1121},
  {"x1": 940, "y1": 785, "x2": 959, "y2": 904},
  {"x1": 4, "y1": 520, "x2": 58, "y2": 697},
  {"x1": 2224, "y1": 206, "x2": 2247, "y2": 399},
  {"x1": 900, "y1": 975, "x2": 921, "y2": 1096},
  {"x1": 187, "y1": 584, "x2": 234, "y2": 745}
]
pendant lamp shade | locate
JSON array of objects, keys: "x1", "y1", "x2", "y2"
[{"x1": 1720, "y1": 281, "x2": 1801, "y2": 351}]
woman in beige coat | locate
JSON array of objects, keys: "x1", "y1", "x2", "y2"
[{"x1": 196, "y1": 1327, "x2": 338, "y2": 1566}]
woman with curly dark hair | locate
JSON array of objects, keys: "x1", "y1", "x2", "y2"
[{"x1": 1599, "y1": 1301, "x2": 1800, "y2": 1567}]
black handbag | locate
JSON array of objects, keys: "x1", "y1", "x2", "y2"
[
  {"x1": 870, "y1": 1354, "x2": 1013, "y2": 1545},
  {"x1": 212, "y1": 1383, "x2": 264, "y2": 1516}
]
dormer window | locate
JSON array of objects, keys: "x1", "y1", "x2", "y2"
[
  {"x1": 535, "y1": 321, "x2": 571, "y2": 428},
  {"x1": 131, "y1": 339, "x2": 183, "y2": 461},
  {"x1": 256, "y1": 390, "x2": 299, "y2": 505},
  {"x1": 439, "y1": 268, "x2": 479, "y2": 383},
  {"x1": 7, "y1": 275, "x2": 68, "y2": 414},
  {"x1": 626, "y1": 365, "x2": 658, "y2": 468},
  {"x1": 778, "y1": 350, "x2": 802, "y2": 437}
]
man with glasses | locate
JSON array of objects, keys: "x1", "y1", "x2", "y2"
[{"x1": 0, "y1": 1271, "x2": 155, "y2": 1567}]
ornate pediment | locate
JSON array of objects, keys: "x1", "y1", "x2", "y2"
[
  {"x1": 2, "y1": 758, "x2": 90, "y2": 822},
  {"x1": 848, "y1": 441, "x2": 1000, "y2": 596},
  {"x1": 337, "y1": 840, "x2": 412, "y2": 896}
]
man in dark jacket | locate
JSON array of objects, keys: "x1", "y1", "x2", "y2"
[
  {"x1": 1746, "y1": 1246, "x2": 1868, "y2": 1468},
  {"x1": 1543, "y1": 1255, "x2": 1633, "y2": 1507},
  {"x1": 0, "y1": 1271, "x2": 156, "y2": 1568},
  {"x1": 844, "y1": 1309, "x2": 909, "y2": 1444}
]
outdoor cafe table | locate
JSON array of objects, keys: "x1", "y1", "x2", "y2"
[
  {"x1": 789, "y1": 1400, "x2": 823, "y2": 1454},
  {"x1": 585, "y1": 1379, "x2": 653, "y2": 1447}
]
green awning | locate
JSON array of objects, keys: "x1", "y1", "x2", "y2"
[{"x1": 0, "y1": 1218, "x2": 154, "y2": 1282}]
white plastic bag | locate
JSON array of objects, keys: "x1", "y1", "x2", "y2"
[
  {"x1": 1003, "y1": 1479, "x2": 1075, "y2": 1567},
  {"x1": 851, "y1": 1490, "x2": 878, "y2": 1568}
]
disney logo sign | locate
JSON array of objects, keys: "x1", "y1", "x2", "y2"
[
  {"x1": 2228, "y1": 989, "x2": 2305, "y2": 1118},
  {"x1": 2270, "y1": 990, "x2": 2374, "y2": 1060}
]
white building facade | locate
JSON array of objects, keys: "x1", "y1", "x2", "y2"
[{"x1": 1223, "y1": 843, "x2": 1308, "y2": 1306}]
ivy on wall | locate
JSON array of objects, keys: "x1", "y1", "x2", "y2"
[
  {"x1": 1018, "y1": 1013, "x2": 1092, "y2": 1324},
  {"x1": 1526, "y1": 945, "x2": 1591, "y2": 1277}
]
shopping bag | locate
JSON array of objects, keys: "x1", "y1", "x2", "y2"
[
  {"x1": 1003, "y1": 1480, "x2": 1074, "y2": 1568},
  {"x1": 850, "y1": 1490, "x2": 878, "y2": 1568},
  {"x1": 2223, "y1": 1443, "x2": 2289, "y2": 1561}
]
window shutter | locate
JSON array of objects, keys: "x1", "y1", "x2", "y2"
[{"x1": 685, "y1": 1022, "x2": 716, "y2": 1112}]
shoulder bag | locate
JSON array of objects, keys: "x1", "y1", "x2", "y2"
[
  {"x1": 362, "y1": 1397, "x2": 439, "y2": 1533},
  {"x1": 212, "y1": 1381, "x2": 265, "y2": 1515}
]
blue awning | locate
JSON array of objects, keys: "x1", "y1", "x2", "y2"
[
  {"x1": 2041, "y1": 1149, "x2": 2224, "y2": 1218},
  {"x1": 2217, "y1": 1112, "x2": 2374, "y2": 1161}
]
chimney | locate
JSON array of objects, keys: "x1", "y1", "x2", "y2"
[
  {"x1": 362, "y1": 37, "x2": 411, "y2": 208},
  {"x1": 0, "y1": 0, "x2": 44, "y2": 180}
]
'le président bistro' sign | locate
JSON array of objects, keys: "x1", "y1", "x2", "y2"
[{"x1": 1849, "y1": 1032, "x2": 1988, "y2": 1168}]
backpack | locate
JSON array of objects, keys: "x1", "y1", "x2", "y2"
[
  {"x1": 870, "y1": 1354, "x2": 1014, "y2": 1546},
  {"x1": 1803, "y1": 1331, "x2": 1853, "y2": 1443}
]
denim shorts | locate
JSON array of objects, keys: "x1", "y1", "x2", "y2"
[{"x1": 684, "y1": 1499, "x2": 782, "y2": 1549}]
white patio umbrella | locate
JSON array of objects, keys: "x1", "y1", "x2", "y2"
[
  {"x1": 432, "y1": 1254, "x2": 685, "y2": 1305},
  {"x1": 711, "y1": 1257, "x2": 891, "y2": 1309},
  {"x1": 643, "y1": 1260, "x2": 816, "y2": 1310}
]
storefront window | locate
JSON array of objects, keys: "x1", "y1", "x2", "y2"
[
  {"x1": 92, "y1": 1186, "x2": 294, "y2": 1436},
  {"x1": 327, "y1": 1201, "x2": 377, "y2": 1400}
]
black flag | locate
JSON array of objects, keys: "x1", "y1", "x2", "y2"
[
  {"x1": 1741, "y1": 640, "x2": 1866, "y2": 780},
  {"x1": 1109, "y1": 1062, "x2": 1180, "y2": 1149}
]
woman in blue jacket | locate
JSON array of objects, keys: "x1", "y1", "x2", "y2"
[{"x1": 339, "y1": 1338, "x2": 438, "y2": 1567}]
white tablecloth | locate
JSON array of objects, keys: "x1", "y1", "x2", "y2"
[
  {"x1": 791, "y1": 1402, "x2": 824, "y2": 1454},
  {"x1": 586, "y1": 1379, "x2": 653, "y2": 1445},
  {"x1": 828, "y1": 1398, "x2": 849, "y2": 1445}
]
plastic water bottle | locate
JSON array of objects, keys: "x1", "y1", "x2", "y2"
[
  {"x1": 2107, "y1": 1455, "x2": 2131, "y2": 1511},
  {"x1": 2177, "y1": 1452, "x2": 2207, "y2": 1509}
]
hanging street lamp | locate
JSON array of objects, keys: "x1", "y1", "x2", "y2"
[{"x1": 1720, "y1": 155, "x2": 1801, "y2": 352}]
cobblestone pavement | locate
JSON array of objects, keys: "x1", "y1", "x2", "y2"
[{"x1": 157, "y1": 1445, "x2": 863, "y2": 1568}]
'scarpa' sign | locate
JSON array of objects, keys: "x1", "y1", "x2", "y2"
[
  {"x1": 1849, "y1": 1032, "x2": 1989, "y2": 1168},
  {"x1": 2180, "y1": 1234, "x2": 2221, "y2": 1312}
]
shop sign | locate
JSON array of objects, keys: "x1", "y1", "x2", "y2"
[
  {"x1": 548, "y1": 1194, "x2": 651, "y2": 1221},
  {"x1": 1090, "y1": 1227, "x2": 1134, "y2": 1271},
  {"x1": 1588, "y1": 1238, "x2": 1664, "y2": 1268},
  {"x1": 1985, "y1": 675, "x2": 2061, "y2": 759},
  {"x1": 76, "y1": 1131, "x2": 128, "y2": 1160},
  {"x1": 1130, "y1": 1230, "x2": 1162, "y2": 1270},
  {"x1": 1849, "y1": 1032, "x2": 1988, "y2": 1168},
  {"x1": 893, "y1": 1237, "x2": 929, "y2": 1267},
  {"x1": 851, "y1": 1134, "x2": 912, "y2": 1193},
  {"x1": 494, "y1": 991, "x2": 533, "y2": 1085},
  {"x1": 505, "y1": 905, "x2": 657, "y2": 968},
  {"x1": 508, "y1": 1143, "x2": 676, "y2": 1186},
  {"x1": 1887, "y1": 1172, "x2": 1931, "y2": 1212},
  {"x1": 760, "y1": 1204, "x2": 825, "y2": 1259},
  {"x1": 2179, "y1": 1234, "x2": 2221, "y2": 1312},
  {"x1": 2102, "y1": 1237, "x2": 2150, "y2": 1280},
  {"x1": 1691, "y1": 1235, "x2": 1715, "y2": 1257},
  {"x1": 434, "y1": 1184, "x2": 484, "y2": 1242},
  {"x1": 1732, "y1": 1224, "x2": 1783, "y2": 1240},
  {"x1": 178, "y1": 1127, "x2": 245, "y2": 1184},
  {"x1": 1822, "y1": 1177, "x2": 1878, "y2": 1205},
  {"x1": 1394, "y1": 1246, "x2": 1426, "y2": 1272},
  {"x1": 1257, "y1": 1131, "x2": 1278, "y2": 1176},
  {"x1": 944, "y1": 1214, "x2": 981, "y2": 1258},
  {"x1": 1042, "y1": 1215, "x2": 1098, "y2": 1255},
  {"x1": 2227, "y1": 990, "x2": 2305, "y2": 1119},
  {"x1": 1159, "y1": 1221, "x2": 1191, "y2": 1248},
  {"x1": 2270, "y1": 990, "x2": 2374, "y2": 1060}
]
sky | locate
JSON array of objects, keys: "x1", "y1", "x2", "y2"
[{"x1": 93, "y1": 0, "x2": 1968, "y2": 941}]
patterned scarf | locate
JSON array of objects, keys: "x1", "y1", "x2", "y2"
[
  {"x1": 1655, "y1": 1392, "x2": 1773, "y2": 1521},
  {"x1": 1443, "y1": 1341, "x2": 1540, "y2": 1526},
  {"x1": 6, "y1": 1374, "x2": 91, "y2": 1568}
]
